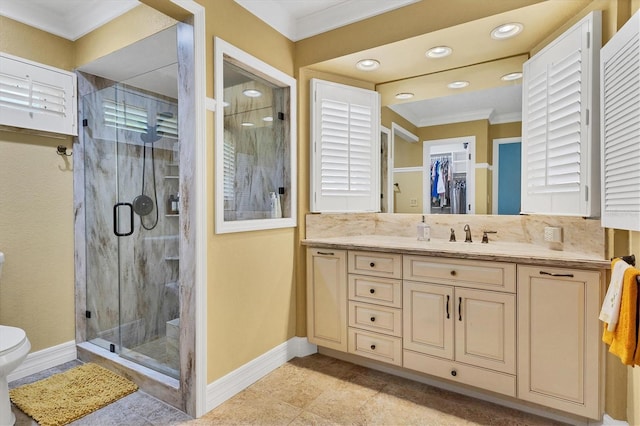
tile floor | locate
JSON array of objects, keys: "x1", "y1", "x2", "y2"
[
  {"x1": 10, "y1": 354, "x2": 567, "y2": 425},
  {"x1": 188, "y1": 354, "x2": 566, "y2": 425}
]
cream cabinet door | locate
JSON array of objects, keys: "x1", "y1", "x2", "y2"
[
  {"x1": 307, "y1": 248, "x2": 347, "y2": 351},
  {"x1": 403, "y1": 281, "x2": 454, "y2": 359},
  {"x1": 454, "y1": 287, "x2": 516, "y2": 374},
  {"x1": 517, "y1": 266, "x2": 602, "y2": 419}
]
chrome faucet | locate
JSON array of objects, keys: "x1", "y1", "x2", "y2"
[{"x1": 464, "y1": 224, "x2": 472, "y2": 243}]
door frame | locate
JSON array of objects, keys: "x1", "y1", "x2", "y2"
[{"x1": 423, "y1": 136, "x2": 476, "y2": 214}]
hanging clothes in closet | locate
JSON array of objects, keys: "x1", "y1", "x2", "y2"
[
  {"x1": 430, "y1": 156, "x2": 451, "y2": 212},
  {"x1": 451, "y1": 180, "x2": 466, "y2": 214}
]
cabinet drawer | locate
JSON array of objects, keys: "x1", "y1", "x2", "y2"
[
  {"x1": 349, "y1": 251, "x2": 402, "y2": 279},
  {"x1": 403, "y1": 350, "x2": 516, "y2": 398},
  {"x1": 349, "y1": 301, "x2": 402, "y2": 336},
  {"x1": 404, "y1": 256, "x2": 516, "y2": 292},
  {"x1": 349, "y1": 274, "x2": 402, "y2": 307},
  {"x1": 348, "y1": 328, "x2": 402, "y2": 366}
]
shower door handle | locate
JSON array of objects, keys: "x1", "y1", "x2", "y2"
[{"x1": 113, "y1": 202, "x2": 134, "y2": 237}]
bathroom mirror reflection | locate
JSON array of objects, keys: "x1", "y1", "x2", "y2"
[
  {"x1": 215, "y1": 38, "x2": 297, "y2": 233},
  {"x1": 307, "y1": 0, "x2": 591, "y2": 215}
]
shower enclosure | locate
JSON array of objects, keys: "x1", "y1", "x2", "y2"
[
  {"x1": 82, "y1": 83, "x2": 181, "y2": 379},
  {"x1": 74, "y1": 21, "x2": 197, "y2": 415}
]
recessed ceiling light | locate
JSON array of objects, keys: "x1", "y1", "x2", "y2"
[
  {"x1": 501, "y1": 72, "x2": 523, "y2": 81},
  {"x1": 426, "y1": 46, "x2": 452, "y2": 58},
  {"x1": 241, "y1": 122, "x2": 254, "y2": 127},
  {"x1": 262, "y1": 116, "x2": 273, "y2": 122},
  {"x1": 491, "y1": 23, "x2": 523, "y2": 40},
  {"x1": 447, "y1": 81, "x2": 469, "y2": 89},
  {"x1": 356, "y1": 59, "x2": 380, "y2": 71},
  {"x1": 395, "y1": 92, "x2": 414, "y2": 100},
  {"x1": 242, "y1": 89, "x2": 262, "y2": 97}
]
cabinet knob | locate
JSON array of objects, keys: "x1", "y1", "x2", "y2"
[
  {"x1": 370, "y1": 316, "x2": 376, "y2": 322},
  {"x1": 369, "y1": 288, "x2": 375, "y2": 294},
  {"x1": 451, "y1": 370, "x2": 457, "y2": 377},
  {"x1": 370, "y1": 262, "x2": 375, "y2": 268},
  {"x1": 370, "y1": 344, "x2": 376, "y2": 350},
  {"x1": 450, "y1": 270, "x2": 457, "y2": 276}
]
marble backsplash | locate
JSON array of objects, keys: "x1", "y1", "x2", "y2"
[{"x1": 306, "y1": 213, "x2": 606, "y2": 258}]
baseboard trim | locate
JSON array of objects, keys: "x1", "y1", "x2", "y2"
[
  {"x1": 7, "y1": 340, "x2": 77, "y2": 382},
  {"x1": 205, "y1": 337, "x2": 317, "y2": 411}
]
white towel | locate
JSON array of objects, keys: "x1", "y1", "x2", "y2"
[{"x1": 599, "y1": 259, "x2": 631, "y2": 331}]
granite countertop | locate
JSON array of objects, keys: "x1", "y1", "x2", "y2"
[{"x1": 303, "y1": 235, "x2": 610, "y2": 269}]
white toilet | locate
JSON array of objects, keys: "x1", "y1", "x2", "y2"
[{"x1": 0, "y1": 252, "x2": 31, "y2": 426}]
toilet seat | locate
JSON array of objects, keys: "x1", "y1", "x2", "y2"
[{"x1": 0, "y1": 326, "x2": 27, "y2": 356}]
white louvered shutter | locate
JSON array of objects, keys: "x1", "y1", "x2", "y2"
[
  {"x1": 600, "y1": 10, "x2": 640, "y2": 231},
  {"x1": 521, "y1": 11, "x2": 600, "y2": 216},
  {"x1": 311, "y1": 79, "x2": 380, "y2": 212},
  {"x1": 0, "y1": 52, "x2": 77, "y2": 135}
]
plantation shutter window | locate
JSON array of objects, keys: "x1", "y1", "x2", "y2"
[
  {"x1": 521, "y1": 11, "x2": 600, "y2": 217},
  {"x1": 311, "y1": 79, "x2": 380, "y2": 212},
  {"x1": 600, "y1": 10, "x2": 640, "y2": 231},
  {"x1": 0, "y1": 52, "x2": 77, "y2": 136}
]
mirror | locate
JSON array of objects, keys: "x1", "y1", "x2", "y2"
[
  {"x1": 214, "y1": 38, "x2": 297, "y2": 233},
  {"x1": 306, "y1": 0, "x2": 591, "y2": 214}
]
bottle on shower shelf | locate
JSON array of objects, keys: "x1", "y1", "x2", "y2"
[
  {"x1": 167, "y1": 194, "x2": 179, "y2": 215},
  {"x1": 269, "y1": 191, "x2": 282, "y2": 218}
]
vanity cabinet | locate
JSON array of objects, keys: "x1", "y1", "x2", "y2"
[
  {"x1": 347, "y1": 251, "x2": 403, "y2": 366},
  {"x1": 402, "y1": 256, "x2": 517, "y2": 397},
  {"x1": 517, "y1": 265, "x2": 602, "y2": 419},
  {"x1": 305, "y1": 246, "x2": 604, "y2": 419},
  {"x1": 306, "y1": 248, "x2": 347, "y2": 351}
]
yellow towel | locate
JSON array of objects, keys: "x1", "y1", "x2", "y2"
[{"x1": 603, "y1": 265, "x2": 640, "y2": 366}]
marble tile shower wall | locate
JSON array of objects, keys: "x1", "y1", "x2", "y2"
[
  {"x1": 83, "y1": 84, "x2": 179, "y2": 348},
  {"x1": 306, "y1": 213, "x2": 605, "y2": 258},
  {"x1": 223, "y1": 84, "x2": 291, "y2": 220}
]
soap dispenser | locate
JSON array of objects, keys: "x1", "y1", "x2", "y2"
[{"x1": 417, "y1": 215, "x2": 430, "y2": 241}]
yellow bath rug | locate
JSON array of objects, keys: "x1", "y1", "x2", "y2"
[{"x1": 9, "y1": 362, "x2": 138, "y2": 426}]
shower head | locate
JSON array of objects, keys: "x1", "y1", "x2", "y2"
[{"x1": 141, "y1": 125, "x2": 162, "y2": 143}]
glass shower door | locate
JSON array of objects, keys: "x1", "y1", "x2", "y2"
[{"x1": 84, "y1": 83, "x2": 180, "y2": 379}]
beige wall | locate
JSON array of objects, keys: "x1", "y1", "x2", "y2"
[
  {"x1": 0, "y1": 18, "x2": 76, "y2": 352},
  {"x1": 0, "y1": 16, "x2": 75, "y2": 70},
  {"x1": 0, "y1": 132, "x2": 75, "y2": 352},
  {"x1": 201, "y1": 0, "x2": 299, "y2": 383},
  {"x1": 393, "y1": 171, "x2": 423, "y2": 214}
]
